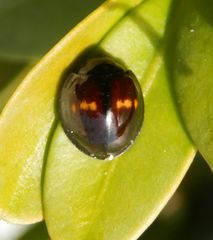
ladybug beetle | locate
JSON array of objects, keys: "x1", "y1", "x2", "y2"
[{"x1": 59, "y1": 58, "x2": 144, "y2": 160}]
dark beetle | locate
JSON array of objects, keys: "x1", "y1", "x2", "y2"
[{"x1": 59, "y1": 58, "x2": 144, "y2": 160}]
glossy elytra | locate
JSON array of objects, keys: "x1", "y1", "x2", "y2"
[{"x1": 59, "y1": 58, "x2": 144, "y2": 160}]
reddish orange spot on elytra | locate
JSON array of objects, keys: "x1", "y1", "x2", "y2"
[
  {"x1": 116, "y1": 99, "x2": 133, "y2": 109},
  {"x1": 89, "y1": 102, "x2": 97, "y2": 111},
  {"x1": 80, "y1": 100, "x2": 97, "y2": 111},
  {"x1": 80, "y1": 100, "x2": 88, "y2": 111},
  {"x1": 134, "y1": 99, "x2": 138, "y2": 109}
]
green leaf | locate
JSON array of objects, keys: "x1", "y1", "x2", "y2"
[
  {"x1": 43, "y1": 0, "x2": 195, "y2": 239},
  {"x1": 172, "y1": 0, "x2": 213, "y2": 169},
  {"x1": 0, "y1": 0, "x2": 104, "y2": 60},
  {"x1": 0, "y1": 0, "x2": 143, "y2": 224}
]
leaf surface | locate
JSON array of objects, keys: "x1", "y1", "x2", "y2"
[
  {"x1": 172, "y1": 0, "x2": 213, "y2": 169},
  {"x1": 43, "y1": 0, "x2": 195, "y2": 239},
  {"x1": 0, "y1": 0, "x2": 143, "y2": 224}
]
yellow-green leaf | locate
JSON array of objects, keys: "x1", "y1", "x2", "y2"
[
  {"x1": 43, "y1": 0, "x2": 195, "y2": 239},
  {"x1": 0, "y1": 0, "x2": 143, "y2": 224}
]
